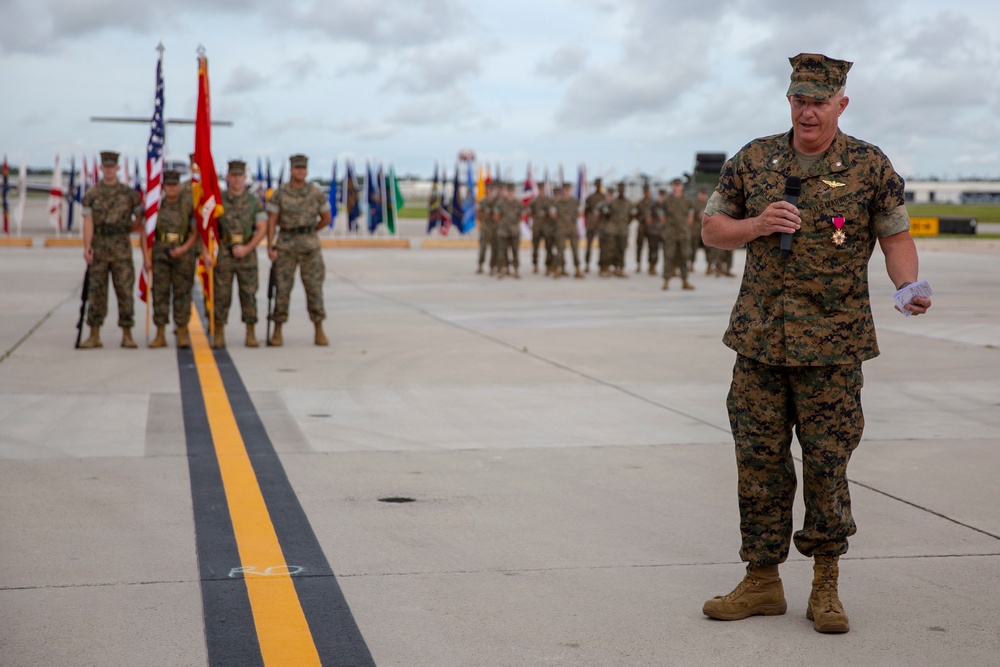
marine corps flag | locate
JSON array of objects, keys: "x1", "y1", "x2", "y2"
[
  {"x1": 193, "y1": 49, "x2": 223, "y2": 247},
  {"x1": 193, "y1": 48, "x2": 223, "y2": 333}
]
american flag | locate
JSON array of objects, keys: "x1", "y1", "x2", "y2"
[{"x1": 139, "y1": 47, "x2": 165, "y2": 303}]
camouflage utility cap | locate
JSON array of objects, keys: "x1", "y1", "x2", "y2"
[
  {"x1": 787, "y1": 53, "x2": 853, "y2": 100},
  {"x1": 228, "y1": 160, "x2": 246, "y2": 175},
  {"x1": 163, "y1": 169, "x2": 181, "y2": 185},
  {"x1": 670, "y1": 177, "x2": 683, "y2": 185},
  {"x1": 100, "y1": 151, "x2": 120, "y2": 166},
  {"x1": 289, "y1": 154, "x2": 308, "y2": 168}
]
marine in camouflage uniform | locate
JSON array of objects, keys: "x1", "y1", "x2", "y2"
[
  {"x1": 648, "y1": 189, "x2": 668, "y2": 273},
  {"x1": 476, "y1": 184, "x2": 499, "y2": 274},
  {"x1": 529, "y1": 188, "x2": 554, "y2": 274},
  {"x1": 583, "y1": 179, "x2": 604, "y2": 272},
  {"x1": 599, "y1": 182, "x2": 632, "y2": 277},
  {"x1": 551, "y1": 184, "x2": 584, "y2": 278},
  {"x1": 212, "y1": 160, "x2": 267, "y2": 348},
  {"x1": 147, "y1": 169, "x2": 198, "y2": 349},
  {"x1": 701, "y1": 53, "x2": 930, "y2": 634},
  {"x1": 634, "y1": 184, "x2": 655, "y2": 274},
  {"x1": 661, "y1": 178, "x2": 694, "y2": 290},
  {"x1": 495, "y1": 184, "x2": 523, "y2": 279},
  {"x1": 79, "y1": 151, "x2": 144, "y2": 349},
  {"x1": 266, "y1": 154, "x2": 333, "y2": 346}
]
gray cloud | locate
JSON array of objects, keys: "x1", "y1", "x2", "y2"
[
  {"x1": 535, "y1": 45, "x2": 589, "y2": 79},
  {"x1": 224, "y1": 66, "x2": 268, "y2": 95}
]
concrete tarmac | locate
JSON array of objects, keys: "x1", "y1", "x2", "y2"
[{"x1": 2, "y1": 201, "x2": 999, "y2": 666}]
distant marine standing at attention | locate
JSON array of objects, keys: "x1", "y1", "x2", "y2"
[
  {"x1": 266, "y1": 154, "x2": 332, "y2": 346},
  {"x1": 78, "y1": 151, "x2": 144, "y2": 349}
]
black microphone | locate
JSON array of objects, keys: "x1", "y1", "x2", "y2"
[{"x1": 780, "y1": 176, "x2": 801, "y2": 258}]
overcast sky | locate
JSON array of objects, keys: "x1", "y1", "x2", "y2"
[{"x1": 2, "y1": 0, "x2": 999, "y2": 182}]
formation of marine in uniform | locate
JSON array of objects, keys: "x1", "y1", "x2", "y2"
[
  {"x1": 78, "y1": 152, "x2": 329, "y2": 350},
  {"x1": 475, "y1": 176, "x2": 739, "y2": 287}
]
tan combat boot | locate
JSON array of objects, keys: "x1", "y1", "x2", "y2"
[
  {"x1": 703, "y1": 564, "x2": 787, "y2": 621},
  {"x1": 513, "y1": 268, "x2": 521, "y2": 279},
  {"x1": 314, "y1": 321, "x2": 329, "y2": 346},
  {"x1": 476, "y1": 265, "x2": 484, "y2": 274},
  {"x1": 533, "y1": 263, "x2": 539, "y2": 274},
  {"x1": 270, "y1": 322, "x2": 283, "y2": 347},
  {"x1": 807, "y1": 555, "x2": 850, "y2": 633},
  {"x1": 245, "y1": 323, "x2": 259, "y2": 348},
  {"x1": 149, "y1": 325, "x2": 167, "y2": 348},
  {"x1": 574, "y1": 268, "x2": 584, "y2": 279},
  {"x1": 683, "y1": 280, "x2": 695, "y2": 290},
  {"x1": 176, "y1": 325, "x2": 191, "y2": 349},
  {"x1": 662, "y1": 278, "x2": 670, "y2": 290},
  {"x1": 79, "y1": 326, "x2": 102, "y2": 349},
  {"x1": 121, "y1": 327, "x2": 138, "y2": 348},
  {"x1": 648, "y1": 266, "x2": 657, "y2": 276},
  {"x1": 213, "y1": 325, "x2": 226, "y2": 349}
]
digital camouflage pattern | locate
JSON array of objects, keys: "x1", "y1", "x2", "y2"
[
  {"x1": 661, "y1": 193, "x2": 693, "y2": 280},
  {"x1": 599, "y1": 196, "x2": 632, "y2": 270},
  {"x1": 152, "y1": 194, "x2": 197, "y2": 327},
  {"x1": 529, "y1": 194, "x2": 554, "y2": 268},
  {"x1": 706, "y1": 129, "x2": 908, "y2": 366},
  {"x1": 552, "y1": 194, "x2": 581, "y2": 270},
  {"x1": 787, "y1": 53, "x2": 852, "y2": 100},
  {"x1": 82, "y1": 182, "x2": 143, "y2": 328},
  {"x1": 583, "y1": 189, "x2": 604, "y2": 268},
  {"x1": 215, "y1": 189, "x2": 266, "y2": 325},
  {"x1": 727, "y1": 355, "x2": 863, "y2": 564},
  {"x1": 269, "y1": 182, "x2": 330, "y2": 323},
  {"x1": 495, "y1": 197, "x2": 523, "y2": 272},
  {"x1": 635, "y1": 195, "x2": 655, "y2": 267},
  {"x1": 477, "y1": 195, "x2": 498, "y2": 269}
]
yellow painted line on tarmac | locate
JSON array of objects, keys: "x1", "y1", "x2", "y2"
[{"x1": 188, "y1": 308, "x2": 321, "y2": 666}]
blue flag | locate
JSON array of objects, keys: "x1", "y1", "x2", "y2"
[
  {"x1": 65, "y1": 156, "x2": 76, "y2": 232},
  {"x1": 450, "y1": 163, "x2": 464, "y2": 234},
  {"x1": 366, "y1": 162, "x2": 383, "y2": 233},
  {"x1": 256, "y1": 157, "x2": 265, "y2": 204},
  {"x1": 460, "y1": 161, "x2": 476, "y2": 234},
  {"x1": 328, "y1": 161, "x2": 338, "y2": 229}
]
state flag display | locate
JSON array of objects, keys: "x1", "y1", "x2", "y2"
[
  {"x1": 139, "y1": 49, "x2": 165, "y2": 303},
  {"x1": 575, "y1": 163, "x2": 588, "y2": 238},
  {"x1": 327, "y1": 160, "x2": 338, "y2": 229},
  {"x1": 385, "y1": 165, "x2": 404, "y2": 235},
  {"x1": 65, "y1": 156, "x2": 76, "y2": 232},
  {"x1": 1, "y1": 155, "x2": 8, "y2": 235},
  {"x1": 427, "y1": 162, "x2": 442, "y2": 234},
  {"x1": 48, "y1": 154, "x2": 64, "y2": 233}
]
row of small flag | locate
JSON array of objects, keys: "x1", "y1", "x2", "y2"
[{"x1": 427, "y1": 161, "x2": 590, "y2": 237}]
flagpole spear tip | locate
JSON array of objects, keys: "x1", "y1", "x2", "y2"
[
  {"x1": 197, "y1": 44, "x2": 206, "y2": 57},
  {"x1": 156, "y1": 42, "x2": 165, "y2": 54}
]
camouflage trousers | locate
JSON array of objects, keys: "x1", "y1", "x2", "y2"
[
  {"x1": 214, "y1": 247, "x2": 259, "y2": 325},
  {"x1": 584, "y1": 227, "x2": 600, "y2": 268},
  {"x1": 496, "y1": 233, "x2": 520, "y2": 271},
  {"x1": 599, "y1": 231, "x2": 627, "y2": 270},
  {"x1": 645, "y1": 232, "x2": 663, "y2": 269},
  {"x1": 635, "y1": 225, "x2": 649, "y2": 266},
  {"x1": 531, "y1": 224, "x2": 552, "y2": 267},
  {"x1": 478, "y1": 226, "x2": 497, "y2": 269},
  {"x1": 727, "y1": 355, "x2": 864, "y2": 566},
  {"x1": 553, "y1": 229, "x2": 580, "y2": 270},
  {"x1": 151, "y1": 246, "x2": 197, "y2": 327},
  {"x1": 86, "y1": 247, "x2": 135, "y2": 328},
  {"x1": 273, "y1": 246, "x2": 325, "y2": 324},
  {"x1": 662, "y1": 236, "x2": 690, "y2": 280}
]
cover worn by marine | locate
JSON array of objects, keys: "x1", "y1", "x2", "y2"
[
  {"x1": 268, "y1": 182, "x2": 331, "y2": 324},
  {"x1": 82, "y1": 183, "x2": 143, "y2": 328},
  {"x1": 151, "y1": 193, "x2": 197, "y2": 327},
  {"x1": 215, "y1": 189, "x2": 265, "y2": 325}
]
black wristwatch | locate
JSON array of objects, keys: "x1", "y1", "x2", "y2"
[{"x1": 896, "y1": 281, "x2": 913, "y2": 290}]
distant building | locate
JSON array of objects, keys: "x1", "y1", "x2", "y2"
[{"x1": 905, "y1": 180, "x2": 1000, "y2": 205}]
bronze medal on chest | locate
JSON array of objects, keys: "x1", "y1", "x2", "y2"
[{"x1": 832, "y1": 217, "x2": 846, "y2": 246}]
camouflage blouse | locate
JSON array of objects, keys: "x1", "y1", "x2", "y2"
[{"x1": 706, "y1": 129, "x2": 909, "y2": 366}]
